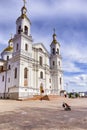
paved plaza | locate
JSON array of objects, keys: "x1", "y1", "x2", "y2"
[{"x1": 0, "y1": 97, "x2": 87, "y2": 130}]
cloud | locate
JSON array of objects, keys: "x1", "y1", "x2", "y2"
[
  {"x1": 63, "y1": 60, "x2": 82, "y2": 73},
  {"x1": 30, "y1": 0, "x2": 87, "y2": 20},
  {"x1": 64, "y1": 74, "x2": 87, "y2": 92}
]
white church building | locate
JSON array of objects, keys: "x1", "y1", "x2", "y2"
[{"x1": 0, "y1": 1, "x2": 63, "y2": 99}]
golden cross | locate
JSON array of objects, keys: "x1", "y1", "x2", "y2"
[{"x1": 23, "y1": 0, "x2": 26, "y2": 6}]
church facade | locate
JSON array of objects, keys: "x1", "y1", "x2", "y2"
[{"x1": 0, "y1": 2, "x2": 63, "y2": 99}]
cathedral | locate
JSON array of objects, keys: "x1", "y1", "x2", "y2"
[{"x1": 0, "y1": 1, "x2": 63, "y2": 99}]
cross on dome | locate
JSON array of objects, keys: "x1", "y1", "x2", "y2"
[
  {"x1": 53, "y1": 28, "x2": 55, "y2": 34},
  {"x1": 10, "y1": 33, "x2": 13, "y2": 39},
  {"x1": 52, "y1": 28, "x2": 57, "y2": 44},
  {"x1": 23, "y1": 0, "x2": 26, "y2": 7}
]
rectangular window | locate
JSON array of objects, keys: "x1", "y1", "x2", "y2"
[
  {"x1": 14, "y1": 68, "x2": 17, "y2": 79},
  {"x1": 25, "y1": 44, "x2": 28, "y2": 51},
  {"x1": 53, "y1": 61, "x2": 55, "y2": 66},
  {"x1": 60, "y1": 78, "x2": 62, "y2": 85},
  {"x1": 40, "y1": 71, "x2": 43, "y2": 79},
  {"x1": 8, "y1": 65, "x2": 11, "y2": 70},
  {"x1": 59, "y1": 61, "x2": 60, "y2": 66},
  {"x1": 39, "y1": 56, "x2": 42, "y2": 66}
]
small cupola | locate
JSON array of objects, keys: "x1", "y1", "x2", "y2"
[
  {"x1": 52, "y1": 29, "x2": 57, "y2": 44},
  {"x1": 16, "y1": 0, "x2": 31, "y2": 36},
  {"x1": 50, "y1": 29, "x2": 60, "y2": 55},
  {"x1": 21, "y1": 0, "x2": 27, "y2": 19},
  {"x1": 8, "y1": 34, "x2": 13, "y2": 47}
]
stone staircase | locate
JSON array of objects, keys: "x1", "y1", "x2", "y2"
[{"x1": 19, "y1": 95, "x2": 62, "y2": 101}]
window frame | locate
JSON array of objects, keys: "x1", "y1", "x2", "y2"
[
  {"x1": 40, "y1": 71, "x2": 43, "y2": 79},
  {"x1": 24, "y1": 68, "x2": 28, "y2": 79},
  {"x1": 14, "y1": 68, "x2": 17, "y2": 79},
  {"x1": 39, "y1": 56, "x2": 43, "y2": 66}
]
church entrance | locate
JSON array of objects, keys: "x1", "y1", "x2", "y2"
[{"x1": 40, "y1": 83, "x2": 44, "y2": 95}]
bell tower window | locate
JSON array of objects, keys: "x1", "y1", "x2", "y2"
[
  {"x1": 52, "y1": 48, "x2": 55, "y2": 54},
  {"x1": 18, "y1": 26, "x2": 21, "y2": 34},
  {"x1": 57, "y1": 48, "x2": 59, "y2": 54},
  {"x1": 24, "y1": 26, "x2": 28, "y2": 35}
]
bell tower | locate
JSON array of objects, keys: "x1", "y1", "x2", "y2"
[
  {"x1": 16, "y1": 0, "x2": 31, "y2": 36},
  {"x1": 13, "y1": 0, "x2": 33, "y2": 57},
  {"x1": 10, "y1": 0, "x2": 33, "y2": 98},
  {"x1": 50, "y1": 29, "x2": 63, "y2": 95}
]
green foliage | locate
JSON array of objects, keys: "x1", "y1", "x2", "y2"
[
  {"x1": 68, "y1": 92, "x2": 79, "y2": 98},
  {"x1": 75, "y1": 93, "x2": 79, "y2": 98}
]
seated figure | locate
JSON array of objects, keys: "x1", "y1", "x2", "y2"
[{"x1": 62, "y1": 102, "x2": 71, "y2": 111}]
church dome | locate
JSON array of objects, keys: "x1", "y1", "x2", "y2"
[{"x1": 3, "y1": 46, "x2": 13, "y2": 52}]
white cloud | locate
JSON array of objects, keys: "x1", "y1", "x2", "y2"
[
  {"x1": 64, "y1": 74, "x2": 87, "y2": 91},
  {"x1": 63, "y1": 60, "x2": 82, "y2": 72},
  {"x1": 30, "y1": 0, "x2": 87, "y2": 19}
]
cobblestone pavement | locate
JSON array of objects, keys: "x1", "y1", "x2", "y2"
[{"x1": 0, "y1": 98, "x2": 87, "y2": 130}]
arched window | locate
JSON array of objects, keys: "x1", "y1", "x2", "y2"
[
  {"x1": 18, "y1": 26, "x2": 21, "y2": 34},
  {"x1": 25, "y1": 44, "x2": 28, "y2": 51},
  {"x1": 40, "y1": 71, "x2": 43, "y2": 79},
  {"x1": 24, "y1": 68, "x2": 28, "y2": 78},
  {"x1": 14, "y1": 68, "x2": 17, "y2": 79},
  {"x1": 57, "y1": 48, "x2": 59, "y2": 54},
  {"x1": 52, "y1": 48, "x2": 55, "y2": 55},
  {"x1": 16, "y1": 43, "x2": 19, "y2": 50},
  {"x1": 24, "y1": 26, "x2": 28, "y2": 35},
  {"x1": 39, "y1": 56, "x2": 43, "y2": 66}
]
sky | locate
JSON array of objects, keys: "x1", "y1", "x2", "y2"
[{"x1": 0, "y1": 0, "x2": 87, "y2": 92}]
